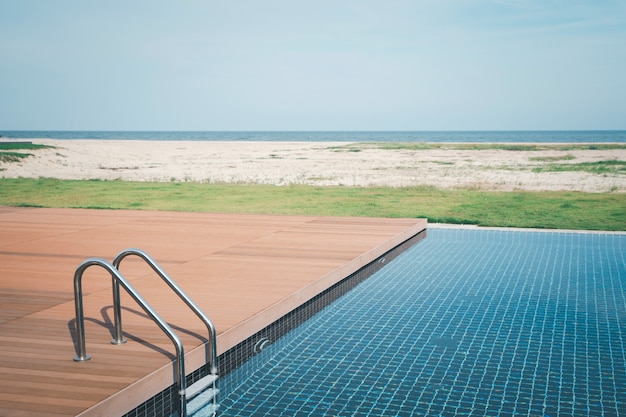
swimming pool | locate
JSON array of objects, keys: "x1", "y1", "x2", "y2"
[{"x1": 205, "y1": 228, "x2": 625, "y2": 416}]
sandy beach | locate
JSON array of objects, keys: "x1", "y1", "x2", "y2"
[{"x1": 2, "y1": 139, "x2": 625, "y2": 192}]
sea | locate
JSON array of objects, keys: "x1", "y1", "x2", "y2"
[{"x1": 1, "y1": 130, "x2": 625, "y2": 143}]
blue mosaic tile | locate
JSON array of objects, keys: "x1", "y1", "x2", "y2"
[{"x1": 212, "y1": 229, "x2": 626, "y2": 416}]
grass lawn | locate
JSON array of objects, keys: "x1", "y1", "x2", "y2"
[{"x1": 0, "y1": 178, "x2": 624, "y2": 231}]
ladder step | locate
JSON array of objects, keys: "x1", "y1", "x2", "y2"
[
  {"x1": 187, "y1": 388, "x2": 219, "y2": 416},
  {"x1": 186, "y1": 374, "x2": 219, "y2": 399},
  {"x1": 189, "y1": 402, "x2": 219, "y2": 417}
]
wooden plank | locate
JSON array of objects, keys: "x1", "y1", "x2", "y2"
[{"x1": 0, "y1": 207, "x2": 426, "y2": 416}]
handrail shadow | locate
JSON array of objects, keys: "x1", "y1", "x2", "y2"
[{"x1": 67, "y1": 304, "x2": 210, "y2": 363}]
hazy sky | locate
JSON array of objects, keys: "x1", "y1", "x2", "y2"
[{"x1": 1, "y1": 1, "x2": 625, "y2": 131}]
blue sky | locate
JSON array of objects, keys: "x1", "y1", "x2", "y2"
[{"x1": 1, "y1": 1, "x2": 625, "y2": 131}]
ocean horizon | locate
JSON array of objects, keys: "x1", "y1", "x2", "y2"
[{"x1": 1, "y1": 130, "x2": 625, "y2": 143}]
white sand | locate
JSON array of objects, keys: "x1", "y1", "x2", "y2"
[{"x1": 2, "y1": 139, "x2": 625, "y2": 192}]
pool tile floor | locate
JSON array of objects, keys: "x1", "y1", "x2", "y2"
[{"x1": 217, "y1": 228, "x2": 626, "y2": 416}]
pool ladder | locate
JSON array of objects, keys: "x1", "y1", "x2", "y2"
[{"x1": 72, "y1": 248, "x2": 218, "y2": 417}]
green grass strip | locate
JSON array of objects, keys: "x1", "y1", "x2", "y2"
[
  {"x1": 0, "y1": 152, "x2": 33, "y2": 163},
  {"x1": 532, "y1": 160, "x2": 626, "y2": 174},
  {"x1": 0, "y1": 142, "x2": 52, "y2": 151},
  {"x1": 1, "y1": 178, "x2": 624, "y2": 231},
  {"x1": 327, "y1": 142, "x2": 626, "y2": 152}
]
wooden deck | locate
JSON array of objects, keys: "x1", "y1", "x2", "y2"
[{"x1": 0, "y1": 207, "x2": 426, "y2": 416}]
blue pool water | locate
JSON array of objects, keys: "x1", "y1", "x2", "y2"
[{"x1": 210, "y1": 228, "x2": 625, "y2": 416}]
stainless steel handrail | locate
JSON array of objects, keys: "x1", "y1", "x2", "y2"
[
  {"x1": 72, "y1": 258, "x2": 188, "y2": 417},
  {"x1": 112, "y1": 248, "x2": 218, "y2": 375}
]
